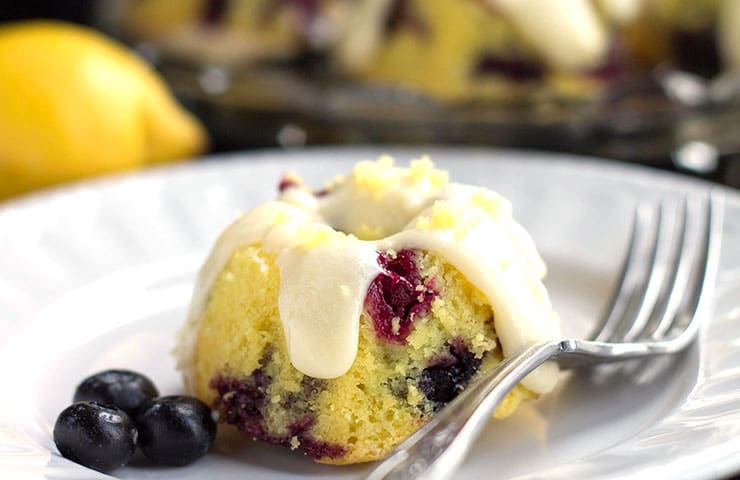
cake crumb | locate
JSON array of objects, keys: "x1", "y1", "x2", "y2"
[
  {"x1": 290, "y1": 436, "x2": 301, "y2": 450},
  {"x1": 406, "y1": 384, "x2": 423, "y2": 406},
  {"x1": 391, "y1": 316, "x2": 401, "y2": 335},
  {"x1": 471, "y1": 333, "x2": 496, "y2": 357}
]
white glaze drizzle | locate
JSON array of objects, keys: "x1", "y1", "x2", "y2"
[
  {"x1": 176, "y1": 158, "x2": 561, "y2": 394},
  {"x1": 488, "y1": 0, "x2": 609, "y2": 70},
  {"x1": 336, "y1": 0, "x2": 614, "y2": 74},
  {"x1": 277, "y1": 239, "x2": 382, "y2": 378}
]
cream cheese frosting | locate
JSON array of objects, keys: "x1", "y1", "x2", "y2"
[
  {"x1": 488, "y1": 0, "x2": 609, "y2": 71},
  {"x1": 176, "y1": 156, "x2": 561, "y2": 394},
  {"x1": 340, "y1": 0, "x2": 613, "y2": 74}
]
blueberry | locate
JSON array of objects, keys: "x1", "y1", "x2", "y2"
[
  {"x1": 365, "y1": 249, "x2": 437, "y2": 343},
  {"x1": 74, "y1": 369, "x2": 158, "y2": 415},
  {"x1": 53, "y1": 402, "x2": 137, "y2": 473},
  {"x1": 419, "y1": 365, "x2": 460, "y2": 404},
  {"x1": 419, "y1": 342, "x2": 482, "y2": 409},
  {"x1": 136, "y1": 396, "x2": 217, "y2": 466}
]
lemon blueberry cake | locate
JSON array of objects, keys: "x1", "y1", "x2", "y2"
[
  {"x1": 175, "y1": 156, "x2": 561, "y2": 464},
  {"x1": 120, "y1": 0, "x2": 740, "y2": 103}
]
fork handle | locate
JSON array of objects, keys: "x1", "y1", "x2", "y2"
[{"x1": 365, "y1": 341, "x2": 563, "y2": 480}]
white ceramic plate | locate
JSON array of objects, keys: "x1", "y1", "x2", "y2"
[{"x1": 1, "y1": 148, "x2": 739, "y2": 480}]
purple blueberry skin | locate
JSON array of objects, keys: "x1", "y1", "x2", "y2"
[
  {"x1": 210, "y1": 371, "x2": 349, "y2": 460},
  {"x1": 136, "y1": 396, "x2": 217, "y2": 466},
  {"x1": 53, "y1": 402, "x2": 137, "y2": 473},
  {"x1": 365, "y1": 249, "x2": 437, "y2": 343},
  {"x1": 419, "y1": 341, "x2": 482, "y2": 408},
  {"x1": 74, "y1": 369, "x2": 159, "y2": 416}
]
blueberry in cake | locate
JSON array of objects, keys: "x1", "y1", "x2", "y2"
[{"x1": 175, "y1": 156, "x2": 561, "y2": 464}]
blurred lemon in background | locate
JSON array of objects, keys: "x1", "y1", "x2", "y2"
[{"x1": 0, "y1": 21, "x2": 207, "y2": 200}]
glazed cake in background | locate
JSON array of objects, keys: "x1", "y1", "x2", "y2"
[
  {"x1": 116, "y1": 0, "x2": 740, "y2": 102},
  {"x1": 175, "y1": 157, "x2": 561, "y2": 464}
]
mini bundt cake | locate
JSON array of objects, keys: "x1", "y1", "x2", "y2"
[{"x1": 175, "y1": 156, "x2": 561, "y2": 464}]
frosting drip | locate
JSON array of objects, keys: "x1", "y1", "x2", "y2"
[
  {"x1": 278, "y1": 239, "x2": 381, "y2": 378},
  {"x1": 177, "y1": 156, "x2": 561, "y2": 394},
  {"x1": 491, "y1": 0, "x2": 608, "y2": 71}
]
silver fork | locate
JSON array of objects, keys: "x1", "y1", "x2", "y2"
[{"x1": 365, "y1": 192, "x2": 725, "y2": 480}]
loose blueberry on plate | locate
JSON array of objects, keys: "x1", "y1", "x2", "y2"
[
  {"x1": 74, "y1": 369, "x2": 159, "y2": 415},
  {"x1": 53, "y1": 402, "x2": 137, "y2": 473},
  {"x1": 136, "y1": 395, "x2": 217, "y2": 466}
]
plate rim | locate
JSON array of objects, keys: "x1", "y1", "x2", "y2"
[{"x1": 1, "y1": 146, "x2": 738, "y2": 215}]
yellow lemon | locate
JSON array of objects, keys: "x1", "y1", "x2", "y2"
[{"x1": 0, "y1": 21, "x2": 207, "y2": 199}]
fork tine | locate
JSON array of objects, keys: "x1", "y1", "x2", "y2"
[
  {"x1": 617, "y1": 201, "x2": 676, "y2": 342},
  {"x1": 666, "y1": 191, "x2": 724, "y2": 343},
  {"x1": 649, "y1": 198, "x2": 695, "y2": 339},
  {"x1": 591, "y1": 204, "x2": 653, "y2": 342},
  {"x1": 608, "y1": 192, "x2": 723, "y2": 345}
]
